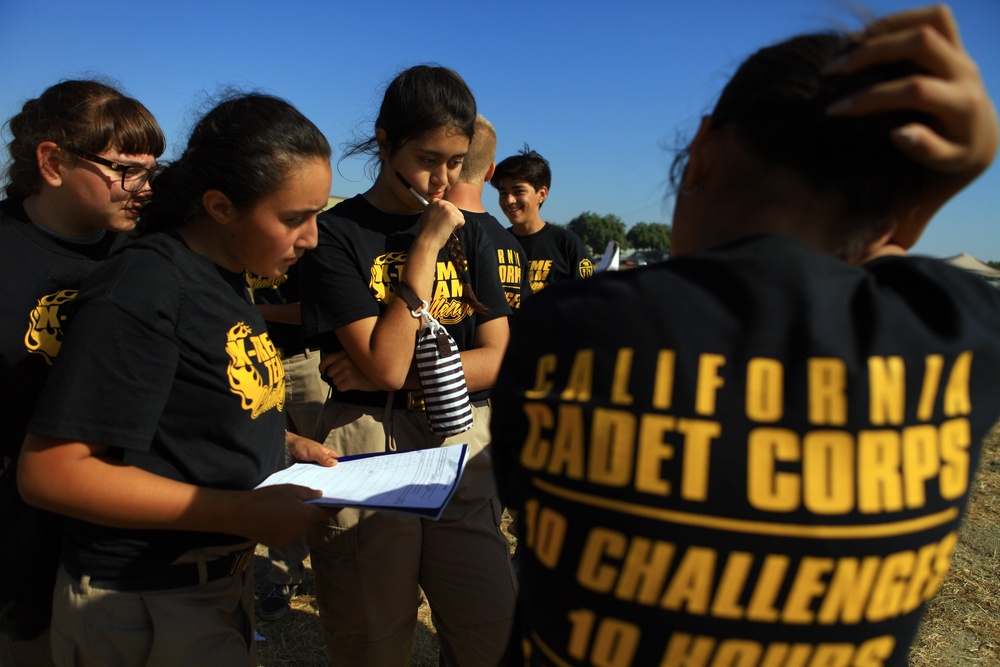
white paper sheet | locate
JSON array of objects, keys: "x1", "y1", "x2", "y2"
[{"x1": 255, "y1": 444, "x2": 468, "y2": 520}]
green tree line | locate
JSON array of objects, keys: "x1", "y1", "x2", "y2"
[{"x1": 562, "y1": 211, "x2": 672, "y2": 254}]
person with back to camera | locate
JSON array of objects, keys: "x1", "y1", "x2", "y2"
[
  {"x1": 17, "y1": 92, "x2": 339, "y2": 667},
  {"x1": 300, "y1": 64, "x2": 517, "y2": 666},
  {"x1": 490, "y1": 146, "x2": 592, "y2": 293},
  {"x1": 446, "y1": 114, "x2": 531, "y2": 311},
  {"x1": 0, "y1": 79, "x2": 164, "y2": 667},
  {"x1": 491, "y1": 5, "x2": 1000, "y2": 666}
]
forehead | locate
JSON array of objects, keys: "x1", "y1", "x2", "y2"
[
  {"x1": 102, "y1": 148, "x2": 158, "y2": 169},
  {"x1": 405, "y1": 125, "x2": 469, "y2": 155},
  {"x1": 496, "y1": 178, "x2": 537, "y2": 193}
]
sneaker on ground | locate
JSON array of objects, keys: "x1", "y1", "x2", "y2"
[{"x1": 258, "y1": 583, "x2": 298, "y2": 621}]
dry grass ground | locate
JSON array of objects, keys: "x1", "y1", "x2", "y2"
[
  {"x1": 908, "y1": 422, "x2": 1000, "y2": 665},
  {"x1": 256, "y1": 424, "x2": 1000, "y2": 667}
]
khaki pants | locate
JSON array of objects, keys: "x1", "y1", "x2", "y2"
[
  {"x1": 49, "y1": 560, "x2": 256, "y2": 667},
  {"x1": 309, "y1": 400, "x2": 517, "y2": 667}
]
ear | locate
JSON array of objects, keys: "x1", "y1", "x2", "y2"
[
  {"x1": 536, "y1": 185, "x2": 548, "y2": 205},
  {"x1": 858, "y1": 219, "x2": 907, "y2": 263},
  {"x1": 201, "y1": 189, "x2": 237, "y2": 225},
  {"x1": 682, "y1": 116, "x2": 715, "y2": 193},
  {"x1": 375, "y1": 128, "x2": 390, "y2": 162},
  {"x1": 484, "y1": 161, "x2": 496, "y2": 183},
  {"x1": 36, "y1": 141, "x2": 65, "y2": 187}
]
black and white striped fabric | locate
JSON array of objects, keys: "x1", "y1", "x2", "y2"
[{"x1": 414, "y1": 314, "x2": 473, "y2": 437}]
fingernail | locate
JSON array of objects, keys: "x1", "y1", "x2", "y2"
[{"x1": 891, "y1": 126, "x2": 918, "y2": 147}]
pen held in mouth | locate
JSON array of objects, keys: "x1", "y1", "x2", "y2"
[{"x1": 396, "y1": 172, "x2": 429, "y2": 207}]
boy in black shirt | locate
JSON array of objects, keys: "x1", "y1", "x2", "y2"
[{"x1": 491, "y1": 147, "x2": 592, "y2": 293}]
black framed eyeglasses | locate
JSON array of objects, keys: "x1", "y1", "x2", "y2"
[{"x1": 66, "y1": 147, "x2": 157, "y2": 192}]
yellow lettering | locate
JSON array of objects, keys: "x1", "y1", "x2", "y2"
[
  {"x1": 746, "y1": 555, "x2": 789, "y2": 622},
  {"x1": 802, "y1": 431, "x2": 855, "y2": 514},
  {"x1": 611, "y1": 348, "x2": 635, "y2": 405},
  {"x1": 866, "y1": 549, "x2": 916, "y2": 622},
  {"x1": 782, "y1": 557, "x2": 835, "y2": 624},
  {"x1": 677, "y1": 419, "x2": 718, "y2": 501},
  {"x1": 857, "y1": 431, "x2": 904, "y2": 513},
  {"x1": 710, "y1": 552, "x2": 753, "y2": 619},
  {"x1": 901, "y1": 425, "x2": 939, "y2": 508},
  {"x1": 519, "y1": 402, "x2": 553, "y2": 470},
  {"x1": 868, "y1": 356, "x2": 905, "y2": 425},
  {"x1": 943, "y1": 351, "x2": 972, "y2": 416},
  {"x1": 618, "y1": 536, "x2": 677, "y2": 605},
  {"x1": 916, "y1": 354, "x2": 944, "y2": 421},
  {"x1": 808, "y1": 358, "x2": 847, "y2": 426},
  {"x1": 652, "y1": 350, "x2": 676, "y2": 410},
  {"x1": 525, "y1": 354, "x2": 556, "y2": 399},
  {"x1": 660, "y1": 633, "x2": 716, "y2": 667},
  {"x1": 817, "y1": 556, "x2": 881, "y2": 624},
  {"x1": 660, "y1": 546, "x2": 715, "y2": 614},
  {"x1": 588, "y1": 409, "x2": 636, "y2": 486},
  {"x1": 561, "y1": 349, "x2": 594, "y2": 402},
  {"x1": 746, "y1": 357, "x2": 784, "y2": 422},
  {"x1": 577, "y1": 528, "x2": 626, "y2": 594},
  {"x1": 636, "y1": 415, "x2": 676, "y2": 496},
  {"x1": 939, "y1": 418, "x2": 970, "y2": 499},
  {"x1": 747, "y1": 428, "x2": 800, "y2": 512},
  {"x1": 695, "y1": 354, "x2": 725, "y2": 416},
  {"x1": 548, "y1": 405, "x2": 586, "y2": 479}
]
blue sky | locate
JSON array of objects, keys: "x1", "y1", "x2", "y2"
[{"x1": 2, "y1": 0, "x2": 998, "y2": 260}]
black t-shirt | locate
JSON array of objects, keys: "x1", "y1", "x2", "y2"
[
  {"x1": 249, "y1": 262, "x2": 305, "y2": 358},
  {"x1": 0, "y1": 198, "x2": 123, "y2": 462},
  {"x1": 513, "y1": 222, "x2": 593, "y2": 293},
  {"x1": 300, "y1": 195, "x2": 511, "y2": 404},
  {"x1": 27, "y1": 232, "x2": 286, "y2": 579},
  {"x1": 467, "y1": 210, "x2": 530, "y2": 310},
  {"x1": 492, "y1": 234, "x2": 1000, "y2": 667}
]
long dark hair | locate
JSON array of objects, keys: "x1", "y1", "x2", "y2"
[
  {"x1": 670, "y1": 32, "x2": 932, "y2": 256},
  {"x1": 347, "y1": 65, "x2": 486, "y2": 314},
  {"x1": 344, "y1": 64, "x2": 477, "y2": 175},
  {"x1": 138, "y1": 93, "x2": 331, "y2": 235},
  {"x1": 3, "y1": 79, "x2": 164, "y2": 198}
]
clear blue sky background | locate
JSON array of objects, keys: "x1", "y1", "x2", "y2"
[{"x1": 2, "y1": 0, "x2": 997, "y2": 260}]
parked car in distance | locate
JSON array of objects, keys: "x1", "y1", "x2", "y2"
[{"x1": 621, "y1": 249, "x2": 670, "y2": 268}]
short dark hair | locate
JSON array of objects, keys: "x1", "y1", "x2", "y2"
[
  {"x1": 490, "y1": 144, "x2": 551, "y2": 194},
  {"x1": 3, "y1": 79, "x2": 165, "y2": 198},
  {"x1": 344, "y1": 64, "x2": 476, "y2": 179},
  {"x1": 670, "y1": 32, "x2": 931, "y2": 251},
  {"x1": 138, "y1": 93, "x2": 330, "y2": 235}
]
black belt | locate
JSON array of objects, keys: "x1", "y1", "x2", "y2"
[{"x1": 84, "y1": 547, "x2": 254, "y2": 592}]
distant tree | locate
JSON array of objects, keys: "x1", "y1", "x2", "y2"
[
  {"x1": 989, "y1": 260, "x2": 1000, "y2": 270},
  {"x1": 627, "y1": 222, "x2": 672, "y2": 251},
  {"x1": 566, "y1": 211, "x2": 626, "y2": 254}
]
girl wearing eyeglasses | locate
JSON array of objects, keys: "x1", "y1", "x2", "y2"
[
  {"x1": 0, "y1": 79, "x2": 164, "y2": 667},
  {"x1": 17, "y1": 93, "x2": 338, "y2": 667}
]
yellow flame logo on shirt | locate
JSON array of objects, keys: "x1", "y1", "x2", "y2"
[
  {"x1": 24, "y1": 289, "x2": 78, "y2": 366},
  {"x1": 225, "y1": 321, "x2": 286, "y2": 418},
  {"x1": 370, "y1": 251, "x2": 408, "y2": 303},
  {"x1": 369, "y1": 252, "x2": 473, "y2": 325}
]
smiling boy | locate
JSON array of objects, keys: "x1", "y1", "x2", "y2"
[{"x1": 491, "y1": 147, "x2": 592, "y2": 293}]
